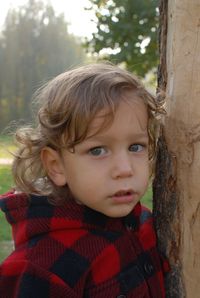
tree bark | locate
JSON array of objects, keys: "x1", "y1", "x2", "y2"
[{"x1": 154, "y1": 0, "x2": 200, "y2": 297}]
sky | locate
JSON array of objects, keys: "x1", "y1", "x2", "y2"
[{"x1": 0, "y1": 0, "x2": 97, "y2": 38}]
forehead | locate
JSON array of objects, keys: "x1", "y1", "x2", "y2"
[{"x1": 87, "y1": 95, "x2": 148, "y2": 139}]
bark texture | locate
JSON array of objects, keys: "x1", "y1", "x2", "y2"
[{"x1": 154, "y1": 0, "x2": 200, "y2": 297}]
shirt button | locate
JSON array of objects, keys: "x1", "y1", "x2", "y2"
[
  {"x1": 144, "y1": 262, "x2": 154, "y2": 275},
  {"x1": 125, "y1": 223, "x2": 135, "y2": 230}
]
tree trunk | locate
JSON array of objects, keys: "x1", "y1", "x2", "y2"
[{"x1": 154, "y1": 0, "x2": 200, "y2": 297}]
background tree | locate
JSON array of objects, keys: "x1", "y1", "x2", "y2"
[
  {"x1": 86, "y1": 0, "x2": 158, "y2": 76},
  {"x1": 0, "y1": 0, "x2": 85, "y2": 130},
  {"x1": 154, "y1": 0, "x2": 200, "y2": 297}
]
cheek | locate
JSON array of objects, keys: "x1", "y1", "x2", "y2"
[
  {"x1": 138, "y1": 159, "x2": 150, "y2": 184},
  {"x1": 65, "y1": 163, "x2": 98, "y2": 191},
  {"x1": 68, "y1": 175, "x2": 99, "y2": 200},
  {"x1": 145, "y1": 162, "x2": 150, "y2": 179},
  {"x1": 144, "y1": 167, "x2": 150, "y2": 189}
]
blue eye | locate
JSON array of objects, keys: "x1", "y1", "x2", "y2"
[
  {"x1": 89, "y1": 147, "x2": 107, "y2": 156},
  {"x1": 129, "y1": 144, "x2": 144, "y2": 152}
]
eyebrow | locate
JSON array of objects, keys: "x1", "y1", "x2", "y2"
[{"x1": 85, "y1": 132, "x2": 149, "y2": 143}]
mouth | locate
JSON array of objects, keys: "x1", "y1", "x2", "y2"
[{"x1": 110, "y1": 189, "x2": 136, "y2": 204}]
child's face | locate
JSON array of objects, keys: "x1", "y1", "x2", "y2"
[{"x1": 50, "y1": 94, "x2": 149, "y2": 217}]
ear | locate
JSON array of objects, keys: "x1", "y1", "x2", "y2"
[{"x1": 41, "y1": 147, "x2": 67, "y2": 186}]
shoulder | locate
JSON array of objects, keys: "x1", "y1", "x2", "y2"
[
  {"x1": 0, "y1": 190, "x2": 30, "y2": 225},
  {"x1": 131, "y1": 202, "x2": 153, "y2": 228},
  {"x1": 140, "y1": 204, "x2": 153, "y2": 224},
  {"x1": 136, "y1": 204, "x2": 156, "y2": 250},
  {"x1": 0, "y1": 190, "x2": 29, "y2": 207}
]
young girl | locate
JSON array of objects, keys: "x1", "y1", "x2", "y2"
[{"x1": 0, "y1": 63, "x2": 168, "y2": 297}]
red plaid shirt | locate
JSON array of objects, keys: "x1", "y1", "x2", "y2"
[{"x1": 0, "y1": 191, "x2": 169, "y2": 297}]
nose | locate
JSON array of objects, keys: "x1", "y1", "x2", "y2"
[{"x1": 111, "y1": 152, "x2": 133, "y2": 179}]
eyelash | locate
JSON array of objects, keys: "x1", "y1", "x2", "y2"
[
  {"x1": 129, "y1": 144, "x2": 146, "y2": 152},
  {"x1": 89, "y1": 147, "x2": 107, "y2": 156},
  {"x1": 88, "y1": 143, "x2": 147, "y2": 157}
]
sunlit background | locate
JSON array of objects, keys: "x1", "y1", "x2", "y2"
[
  {"x1": 0, "y1": 0, "x2": 158, "y2": 130},
  {"x1": 0, "y1": 0, "x2": 97, "y2": 38}
]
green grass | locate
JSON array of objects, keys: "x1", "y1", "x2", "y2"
[
  {"x1": 0, "y1": 165, "x2": 13, "y2": 262},
  {"x1": 0, "y1": 134, "x2": 15, "y2": 242},
  {"x1": 141, "y1": 187, "x2": 152, "y2": 209},
  {"x1": 0, "y1": 212, "x2": 12, "y2": 241},
  {"x1": 0, "y1": 136, "x2": 14, "y2": 262},
  {"x1": 0, "y1": 165, "x2": 14, "y2": 194},
  {"x1": 0, "y1": 134, "x2": 16, "y2": 159},
  {"x1": 0, "y1": 165, "x2": 13, "y2": 244},
  {"x1": 0, "y1": 241, "x2": 14, "y2": 263},
  {"x1": 0, "y1": 197, "x2": 13, "y2": 262}
]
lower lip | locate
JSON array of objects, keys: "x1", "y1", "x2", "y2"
[{"x1": 111, "y1": 194, "x2": 136, "y2": 204}]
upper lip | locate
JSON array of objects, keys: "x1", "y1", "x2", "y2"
[{"x1": 111, "y1": 189, "x2": 135, "y2": 197}]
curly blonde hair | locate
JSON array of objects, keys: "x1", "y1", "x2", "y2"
[{"x1": 12, "y1": 62, "x2": 164, "y2": 199}]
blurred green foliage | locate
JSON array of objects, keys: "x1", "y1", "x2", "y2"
[
  {"x1": 0, "y1": 0, "x2": 86, "y2": 130},
  {"x1": 86, "y1": 0, "x2": 159, "y2": 76}
]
